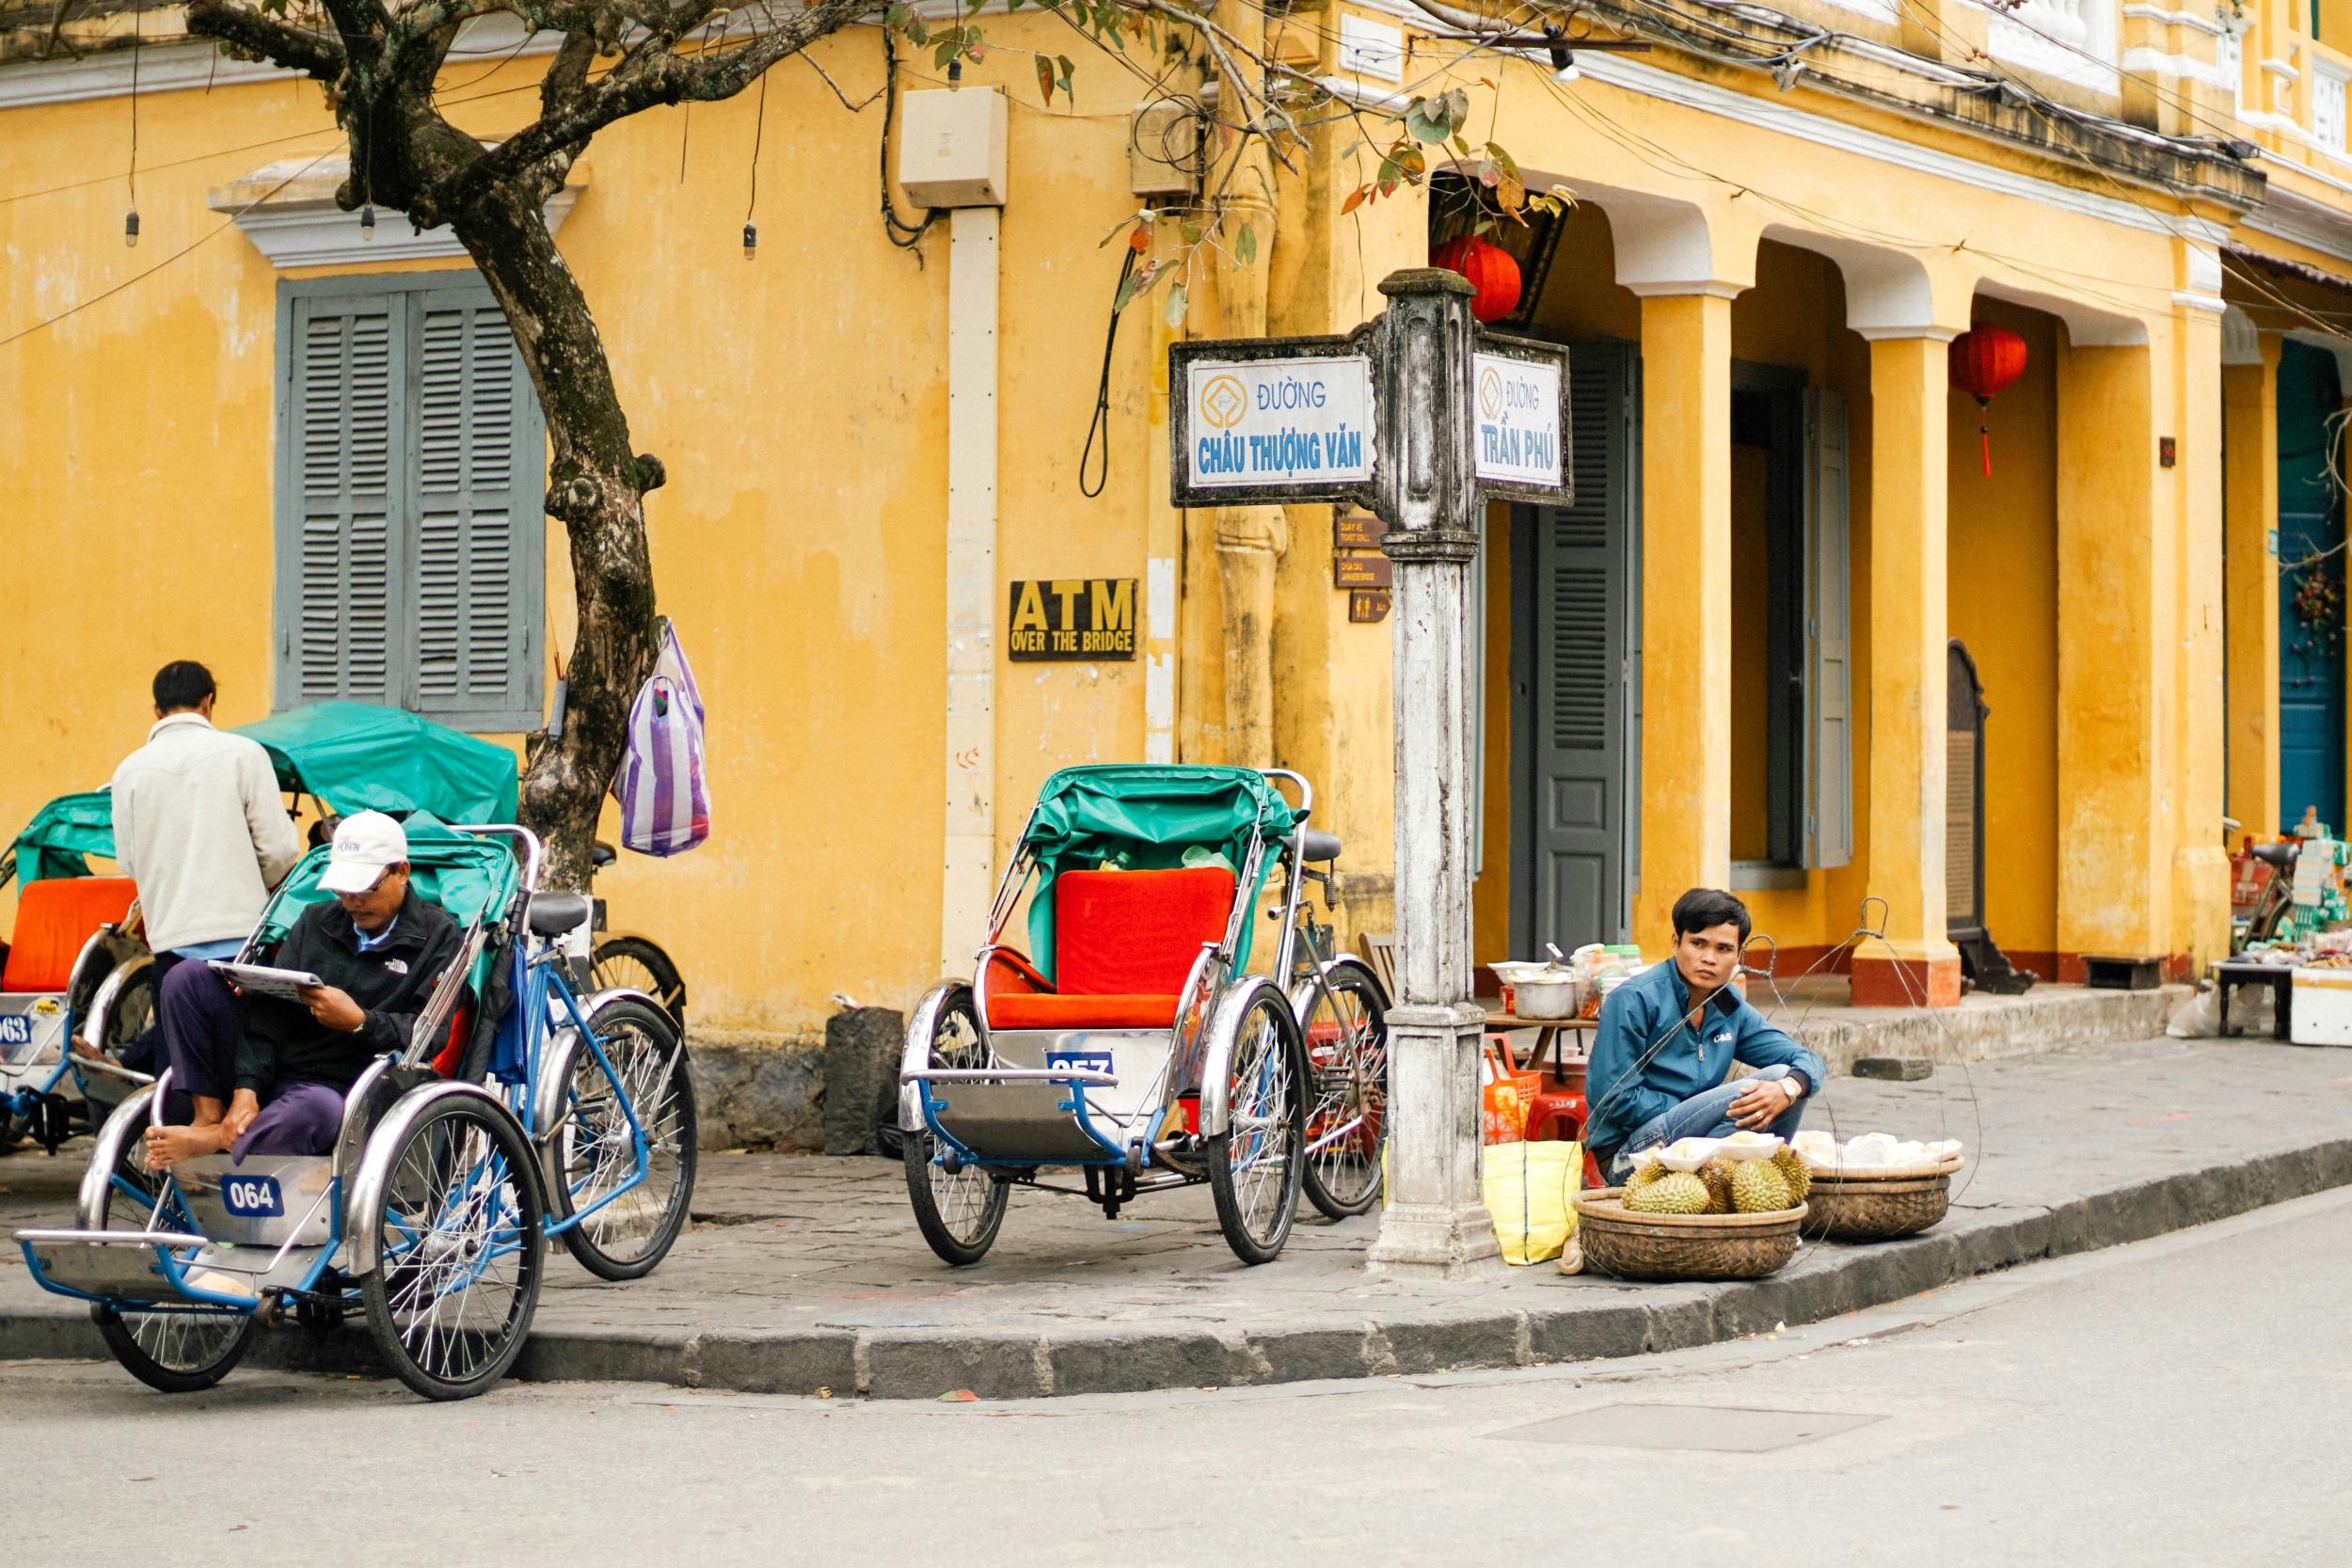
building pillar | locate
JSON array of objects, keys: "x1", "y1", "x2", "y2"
[
  {"x1": 1853, "y1": 332, "x2": 1963, "y2": 1006},
  {"x1": 2056, "y1": 340, "x2": 2170, "y2": 975},
  {"x1": 2222, "y1": 330, "x2": 2282, "y2": 841},
  {"x1": 2174, "y1": 294, "x2": 2232, "y2": 978},
  {"x1": 1630, "y1": 289, "x2": 1735, "y2": 949}
]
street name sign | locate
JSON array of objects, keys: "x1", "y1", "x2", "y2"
[{"x1": 1169, "y1": 326, "x2": 1570, "y2": 513}]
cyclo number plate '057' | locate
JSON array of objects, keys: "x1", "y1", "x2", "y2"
[{"x1": 220, "y1": 1176, "x2": 285, "y2": 1218}]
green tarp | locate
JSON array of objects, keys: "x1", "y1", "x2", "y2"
[
  {"x1": 235, "y1": 703, "x2": 519, "y2": 825},
  {"x1": 1016, "y1": 765, "x2": 1306, "y2": 979},
  {"x1": 4, "y1": 705, "x2": 521, "y2": 887},
  {"x1": 5, "y1": 791, "x2": 117, "y2": 882}
]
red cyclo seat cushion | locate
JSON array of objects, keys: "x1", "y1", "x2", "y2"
[
  {"x1": 987, "y1": 992, "x2": 1187, "y2": 1029},
  {"x1": 3, "y1": 877, "x2": 136, "y2": 992},
  {"x1": 1054, "y1": 867, "x2": 1234, "y2": 997}
]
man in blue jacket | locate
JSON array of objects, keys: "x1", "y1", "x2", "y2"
[{"x1": 1584, "y1": 888, "x2": 1825, "y2": 1185}]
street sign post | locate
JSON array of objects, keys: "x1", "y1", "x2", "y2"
[{"x1": 1170, "y1": 269, "x2": 1572, "y2": 1277}]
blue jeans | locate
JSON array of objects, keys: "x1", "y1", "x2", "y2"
[{"x1": 1604, "y1": 1064, "x2": 1807, "y2": 1185}]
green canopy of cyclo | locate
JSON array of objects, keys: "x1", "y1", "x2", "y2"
[
  {"x1": 1016, "y1": 765, "x2": 1307, "y2": 980},
  {"x1": 6, "y1": 792, "x2": 116, "y2": 884},
  {"x1": 235, "y1": 703, "x2": 519, "y2": 825},
  {"x1": 255, "y1": 815, "x2": 518, "y2": 992},
  {"x1": 5, "y1": 704, "x2": 519, "y2": 882}
]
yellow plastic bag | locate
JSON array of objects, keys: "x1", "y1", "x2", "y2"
[{"x1": 1481, "y1": 1140, "x2": 1582, "y2": 1265}]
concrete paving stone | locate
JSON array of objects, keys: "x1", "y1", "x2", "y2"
[{"x1": 5, "y1": 1034, "x2": 2350, "y2": 1400}]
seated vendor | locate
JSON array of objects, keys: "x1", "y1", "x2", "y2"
[
  {"x1": 144, "y1": 812, "x2": 465, "y2": 1168},
  {"x1": 1584, "y1": 888, "x2": 1826, "y2": 1186}
]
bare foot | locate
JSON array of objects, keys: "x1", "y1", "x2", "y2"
[{"x1": 143, "y1": 1122, "x2": 229, "y2": 1169}]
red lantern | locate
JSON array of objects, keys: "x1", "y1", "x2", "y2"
[
  {"x1": 1430, "y1": 234, "x2": 1522, "y2": 324},
  {"x1": 1947, "y1": 324, "x2": 2027, "y2": 477}
]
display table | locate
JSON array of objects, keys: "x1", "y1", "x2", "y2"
[{"x1": 2212, "y1": 960, "x2": 2293, "y2": 1041}]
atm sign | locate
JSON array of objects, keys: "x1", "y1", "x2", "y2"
[{"x1": 1008, "y1": 579, "x2": 1137, "y2": 661}]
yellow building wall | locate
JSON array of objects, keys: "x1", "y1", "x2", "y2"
[{"x1": 1946, "y1": 298, "x2": 2062, "y2": 972}]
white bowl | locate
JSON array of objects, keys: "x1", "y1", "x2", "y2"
[
  {"x1": 1712, "y1": 1133, "x2": 1785, "y2": 1162},
  {"x1": 1652, "y1": 1137, "x2": 1727, "y2": 1171}
]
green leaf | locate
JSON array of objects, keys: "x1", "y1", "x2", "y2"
[
  {"x1": 1036, "y1": 54, "x2": 1054, "y2": 103},
  {"x1": 1114, "y1": 258, "x2": 1158, "y2": 311},
  {"x1": 1235, "y1": 222, "x2": 1258, "y2": 265},
  {"x1": 885, "y1": 1, "x2": 909, "y2": 24},
  {"x1": 1179, "y1": 221, "x2": 1203, "y2": 245},
  {"x1": 933, "y1": 38, "x2": 960, "y2": 68},
  {"x1": 1452, "y1": 135, "x2": 1470, "y2": 157},
  {"x1": 1162, "y1": 281, "x2": 1189, "y2": 327},
  {"x1": 1484, "y1": 141, "x2": 1522, "y2": 181},
  {"x1": 907, "y1": 13, "x2": 928, "y2": 43}
]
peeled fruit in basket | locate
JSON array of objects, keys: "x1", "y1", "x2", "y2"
[
  {"x1": 1696, "y1": 1158, "x2": 1736, "y2": 1215},
  {"x1": 1731, "y1": 1158, "x2": 1793, "y2": 1214},
  {"x1": 1771, "y1": 1147, "x2": 1811, "y2": 1204},
  {"x1": 1625, "y1": 1170, "x2": 1710, "y2": 1215}
]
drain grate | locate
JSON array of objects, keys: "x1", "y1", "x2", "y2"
[{"x1": 1493, "y1": 1402, "x2": 1883, "y2": 1453}]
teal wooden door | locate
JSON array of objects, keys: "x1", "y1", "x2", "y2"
[{"x1": 2279, "y1": 340, "x2": 2344, "y2": 832}]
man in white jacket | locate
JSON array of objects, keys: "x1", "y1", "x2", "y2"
[{"x1": 110, "y1": 662, "x2": 302, "y2": 1070}]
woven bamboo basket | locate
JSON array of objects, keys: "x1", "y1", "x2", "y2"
[
  {"x1": 1571, "y1": 1189, "x2": 1806, "y2": 1281},
  {"x1": 1797, "y1": 1159, "x2": 1959, "y2": 1243}
]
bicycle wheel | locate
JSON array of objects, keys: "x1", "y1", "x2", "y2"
[
  {"x1": 902, "y1": 987, "x2": 1008, "y2": 1266},
  {"x1": 1295, "y1": 958, "x2": 1390, "y2": 1219},
  {"x1": 591, "y1": 936, "x2": 688, "y2": 1029},
  {"x1": 548, "y1": 998, "x2": 698, "y2": 1281},
  {"x1": 361, "y1": 1095, "x2": 545, "y2": 1402},
  {"x1": 1207, "y1": 984, "x2": 1308, "y2": 1264},
  {"x1": 91, "y1": 1127, "x2": 254, "y2": 1394}
]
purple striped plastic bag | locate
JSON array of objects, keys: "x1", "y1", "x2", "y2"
[{"x1": 612, "y1": 618, "x2": 710, "y2": 856}]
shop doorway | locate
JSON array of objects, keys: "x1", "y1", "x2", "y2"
[
  {"x1": 2278, "y1": 339, "x2": 2345, "y2": 832},
  {"x1": 1511, "y1": 339, "x2": 1642, "y2": 951}
]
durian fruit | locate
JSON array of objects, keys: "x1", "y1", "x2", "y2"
[
  {"x1": 1696, "y1": 1157, "x2": 1737, "y2": 1215},
  {"x1": 1771, "y1": 1146, "x2": 1812, "y2": 1204},
  {"x1": 1623, "y1": 1160, "x2": 1670, "y2": 1194},
  {"x1": 1731, "y1": 1157, "x2": 1793, "y2": 1213},
  {"x1": 1624, "y1": 1170, "x2": 1710, "y2": 1215}
]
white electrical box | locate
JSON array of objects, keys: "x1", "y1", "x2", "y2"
[
  {"x1": 1129, "y1": 101, "x2": 1200, "y2": 198},
  {"x1": 2292, "y1": 967, "x2": 2352, "y2": 1044},
  {"x1": 898, "y1": 88, "x2": 1009, "y2": 209}
]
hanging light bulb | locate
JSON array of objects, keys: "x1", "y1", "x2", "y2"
[
  {"x1": 124, "y1": 207, "x2": 140, "y2": 247},
  {"x1": 947, "y1": 56, "x2": 962, "y2": 89},
  {"x1": 742, "y1": 221, "x2": 757, "y2": 261},
  {"x1": 360, "y1": 202, "x2": 377, "y2": 242}
]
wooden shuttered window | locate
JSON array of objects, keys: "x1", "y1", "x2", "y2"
[{"x1": 274, "y1": 277, "x2": 544, "y2": 733}]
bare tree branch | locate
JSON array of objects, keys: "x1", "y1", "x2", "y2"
[{"x1": 186, "y1": 0, "x2": 348, "y2": 76}]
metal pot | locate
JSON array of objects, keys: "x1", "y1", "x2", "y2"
[{"x1": 1515, "y1": 976, "x2": 1581, "y2": 1019}]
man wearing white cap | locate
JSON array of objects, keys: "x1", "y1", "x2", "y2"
[{"x1": 146, "y1": 812, "x2": 467, "y2": 1167}]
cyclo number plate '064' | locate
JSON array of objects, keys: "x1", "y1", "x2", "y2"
[{"x1": 220, "y1": 1176, "x2": 285, "y2": 1218}]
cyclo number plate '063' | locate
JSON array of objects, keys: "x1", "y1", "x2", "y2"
[
  {"x1": 0, "y1": 1017, "x2": 30, "y2": 1048},
  {"x1": 220, "y1": 1176, "x2": 285, "y2": 1218}
]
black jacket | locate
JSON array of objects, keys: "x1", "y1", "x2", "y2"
[{"x1": 234, "y1": 889, "x2": 465, "y2": 1092}]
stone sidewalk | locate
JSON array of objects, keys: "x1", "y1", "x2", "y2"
[{"x1": 3, "y1": 1033, "x2": 2348, "y2": 1398}]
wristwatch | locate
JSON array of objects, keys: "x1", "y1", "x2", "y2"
[{"x1": 1782, "y1": 1075, "x2": 1805, "y2": 1101}]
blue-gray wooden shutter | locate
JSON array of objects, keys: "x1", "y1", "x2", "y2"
[
  {"x1": 407, "y1": 290, "x2": 543, "y2": 731},
  {"x1": 277, "y1": 291, "x2": 403, "y2": 707},
  {"x1": 1803, "y1": 386, "x2": 1852, "y2": 869}
]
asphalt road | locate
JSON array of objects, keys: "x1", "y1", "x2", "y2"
[{"x1": 6, "y1": 1184, "x2": 2347, "y2": 1566}]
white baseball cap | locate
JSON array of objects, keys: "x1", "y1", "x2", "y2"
[{"x1": 319, "y1": 811, "x2": 409, "y2": 895}]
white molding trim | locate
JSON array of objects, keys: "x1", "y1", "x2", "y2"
[
  {"x1": 0, "y1": 14, "x2": 560, "y2": 110},
  {"x1": 1619, "y1": 279, "x2": 1748, "y2": 299},
  {"x1": 2172, "y1": 290, "x2": 2230, "y2": 311},
  {"x1": 206, "y1": 153, "x2": 582, "y2": 270},
  {"x1": 1566, "y1": 50, "x2": 2231, "y2": 243},
  {"x1": 2263, "y1": 56, "x2": 2301, "y2": 79},
  {"x1": 1854, "y1": 325, "x2": 1961, "y2": 341},
  {"x1": 2220, "y1": 303, "x2": 2263, "y2": 361},
  {"x1": 2121, "y1": 5, "x2": 2226, "y2": 37},
  {"x1": 2123, "y1": 48, "x2": 2227, "y2": 86},
  {"x1": 2243, "y1": 183, "x2": 2352, "y2": 263}
]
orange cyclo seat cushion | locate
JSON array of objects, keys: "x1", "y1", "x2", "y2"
[
  {"x1": 3, "y1": 877, "x2": 137, "y2": 992},
  {"x1": 984, "y1": 867, "x2": 1235, "y2": 1032}
]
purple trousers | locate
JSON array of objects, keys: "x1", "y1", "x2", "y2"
[{"x1": 158, "y1": 962, "x2": 345, "y2": 1162}]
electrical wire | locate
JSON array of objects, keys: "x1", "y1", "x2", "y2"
[
  {"x1": 880, "y1": 30, "x2": 939, "y2": 257},
  {"x1": 1078, "y1": 246, "x2": 1139, "y2": 499}
]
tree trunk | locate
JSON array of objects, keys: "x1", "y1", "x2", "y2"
[{"x1": 447, "y1": 179, "x2": 659, "y2": 893}]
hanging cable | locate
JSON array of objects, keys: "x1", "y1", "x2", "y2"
[
  {"x1": 1078, "y1": 247, "x2": 1139, "y2": 499},
  {"x1": 881, "y1": 30, "x2": 938, "y2": 259},
  {"x1": 124, "y1": 3, "x2": 141, "y2": 246},
  {"x1": 743, "y1": 69, "x2": 769, "y2": 260}
]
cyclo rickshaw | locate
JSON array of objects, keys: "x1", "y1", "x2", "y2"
[
  {"x1": 0, "y1": 702, "x2": 686, "y2": 1153},
  {"x1": 13, "y1": 816, "x2": 695, "y2": 1401},
  {"x1": 899, "y1": 765, "x2": 1390, "y2": 1266}
]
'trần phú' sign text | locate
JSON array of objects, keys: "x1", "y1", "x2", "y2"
[{"x1": 1007, "y1": 578, "x2": 1137, "y2": 660}]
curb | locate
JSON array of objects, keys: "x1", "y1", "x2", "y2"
[{"x1": 10, "y1": 1132, "x2": 2350, "y2": 1396}]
